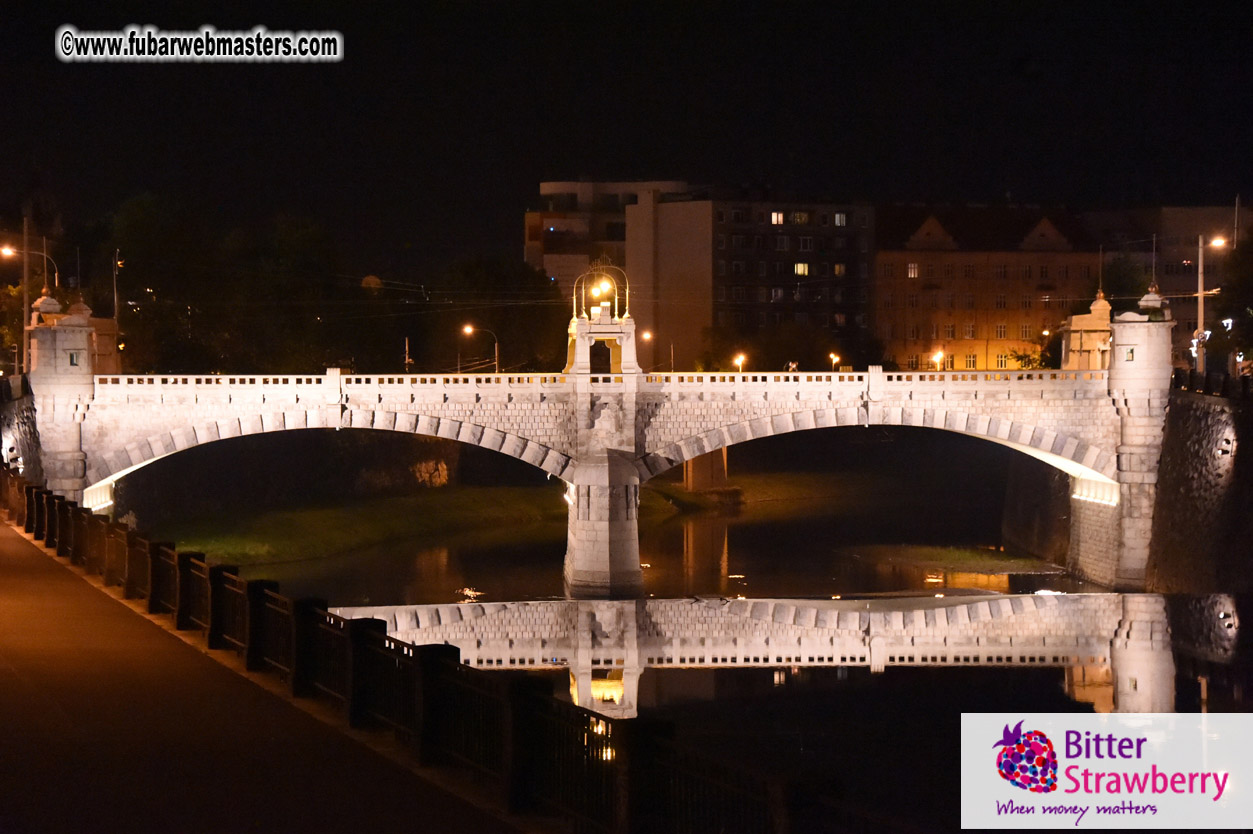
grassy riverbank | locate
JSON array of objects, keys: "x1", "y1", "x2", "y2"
[{"x1": 159, "y1": 482, "x2": 682, "y2": 567}]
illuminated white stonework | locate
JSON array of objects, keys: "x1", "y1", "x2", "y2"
[{"x1": 26, "y1": 292, "x2": 1175, "y2": 594}]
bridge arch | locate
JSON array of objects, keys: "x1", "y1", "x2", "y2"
[
  {"x1": 82, "y1": 408, "x2": 573, "y2": 511},
  {"x1": 634, "y1": 405, "x2": 1119, "y2": 485}
]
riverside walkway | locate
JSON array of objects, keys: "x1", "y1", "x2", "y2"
[{"x1": 0, "y1": 522, "x2": 519, "y2": 834}]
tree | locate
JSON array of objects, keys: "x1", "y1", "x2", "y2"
[{"x1": 1211, "y1": 244, "x2": 1253, "y2": 369}]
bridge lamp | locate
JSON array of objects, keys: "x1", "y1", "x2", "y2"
[
  {"x1": 1196, "y1": 235, "x2": 1227, "y2": 375},
  {"x1": 640, "y1": 330, "x2": 652, "y2": 341},
  {"x1": 734, "y1": 353, "x2": 746, "y2": 373},
  {"x1": 0, "y1": 245, "x2": 59, "y2": 288},
  {"x1": 829, "y1": 352, "x2": 840, "y2": 372},
  {"x1": 932, "y1": 350, "x2": 944, "y2": 370},
  {"x1": 461, "y1": 324, "x2": 500, "y2": 373}
]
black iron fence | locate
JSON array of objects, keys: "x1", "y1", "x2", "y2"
[
  {"x1": 0, "y1": 464, "x2": 828, "y2": 834},
  {"x1": 1172, "y1": 368, "x2": 1253, "y2": 400}
]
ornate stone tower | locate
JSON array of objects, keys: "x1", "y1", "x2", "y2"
[{"x1": 27, "y1": 292, "x2": 95, "y2": 502}]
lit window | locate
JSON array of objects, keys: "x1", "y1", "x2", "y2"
[
  {"x1": 833, "y1": 263, "x2": 846, "y2": 277},
  {"x1": 996, "y1": 354, "x2": 1009, "y2": 369},
  {"x1": 794, "y1": 263, "x2": 809, "y2": 276},
  {"x1": 771, "y1": 212, "x2": 784, "y2": 225},
  {"x1": 790, "y1": 211, "x2": 810, "y2": 224},
  {"x1": 907, "y1": 262, "x2": 919, "y2": 278},
  {"x1": 965, "y1": 354, "x2": 977, "y2": 369},
  {"x1": 771, "y1": 287, "x2": 787, "y2": 302},
  {"x1": 833, "y1": 212, "x2": 847, "y2": 226}
]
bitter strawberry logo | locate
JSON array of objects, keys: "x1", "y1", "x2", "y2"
[{"x1": 993, "y1": 720, "x2": 1058, "y2": 793}]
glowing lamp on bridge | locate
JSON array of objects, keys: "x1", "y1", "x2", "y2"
[
  {"x1": 640, "y1": 330, "x2": 652, "y2": 341},
  {"x1": 460, "y1": 324, "x2": 500, "y2": 373},
  {"x1": 829, "y1": 352, "x2": 840, "y2": 372},
  {"x1": 571, "y1": 264, "x2": 629, "y2": 321},
  {"x1": 733, "y1": 353, "x2": 746, "y2": 373},
  {"x1": 1196, "y1": 234, "x2": 1228, "y2": 374},
  {"x1": 932, "y1": 351, "x2": 944, "y2": 370}
]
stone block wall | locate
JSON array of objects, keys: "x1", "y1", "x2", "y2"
[
  {"x1": 1068, "y1": 488, "x2": 1120, "y2": 586},
  {"x1": 0, "y1": 377, "x2": 42, "y2": 485},
  {"x1": 1148, "y1": 390, "x2": 1253, "y2": 592}
]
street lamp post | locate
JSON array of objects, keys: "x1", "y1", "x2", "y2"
[
  {"x1": 734, "y1": 353, "x2": 746, "y2": 374},
  {"x1": 932, "y1": 350, "x2": 944, "y2": 371},
  {"x1": 1196, "y1": 234, "x2": 1227, "y2": 375},
  {"x1": 462, "y1": 324, "x2": 499, "y2": 373},
  {"x1": 1, "y1": 244, "x2": 59, "y2": 289},
  {"x1": 829, "y1": 352, "x2": 840, "y2": 372}
]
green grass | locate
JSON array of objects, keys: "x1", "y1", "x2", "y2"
[{"x1": 159, "y1": 482, "x2": 683, "y2": 567}]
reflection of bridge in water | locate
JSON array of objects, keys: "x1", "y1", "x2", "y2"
[{"x1": 336, "y1": 592, "x2": 1181, "y2": 718}]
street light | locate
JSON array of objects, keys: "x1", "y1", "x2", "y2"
[
  {"x1": 1196, "y1": 235, "x2": 1227, "y2": 375},
  {"x1": 734, "y1": 353, "x2": 746, "y2": 373},
  {"x1": 0, "y1": 245, "x2": 58, "y2": 289},
  {"x1": 829, "y1": 352, "x2": 840, "y2": 372},
  {"x1": 462, "y1": 324, "x2": 499, "y2": 373},
  {"x1": 932, "y1": 350, "x2": 944, "y2": 371}
]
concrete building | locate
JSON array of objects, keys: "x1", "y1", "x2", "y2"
[
  {"x1": 874, "y1": 205, "x2": 1101, "y2": 370},
  {"x1": 1079, "y1": 205, "x2": 1252, "y2": 368},
  {"x1": 626, "y1": 189, "x2": 874, "y2": 372},
  {"x1": 524, "y1": 180, "x2": 690, "y2": 299}
]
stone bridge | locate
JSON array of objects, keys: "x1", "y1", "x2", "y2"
[
  {"x1": 333, "y1": 593, "x2": 1176, "y2": 718},
  {"x1": 17, "y1": 287, "x2": 1176, "y2": 596}
]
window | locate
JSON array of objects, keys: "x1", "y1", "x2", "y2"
[
  {"x1": 771, "y1": 211, "x2": 784, "y2": 225},
  {"x1": 882, "y1": 294, "x2": 893, "y2": 309},
  {"x1": 775, "y1": 236, "x2": 790, "y2": 251},
  {"x1": 963, "y1": 264, "x2": 975, "y2": 279},
  {"x1": 717, "y1": 260, "x2": 726, "y2": 276},
  {"x1": 732, "y1": 261, "x2": 746, "y2": 275},
  {"x1": 717, "y1": 234, "x2": 726, "y2": 249},
  {"x1": 1022, "y1": 266, "x2": 1032, "y2": 279},
  {"x1": 832, "y1": 312, "x2": 847, "y2": 327},
  {"x1": 964, "y1": 293, "x2": 975, "y2": 309},
  {"x1": 715, "y1": 210, "x2": 725, "y2": 223},
  {"x1": 833, "y1": 212, "x2": 847, "y2": 226},
  {"x1": 833, "y1": 263, "x2": 846, "y2": 277},
  {"x1": 907, "y1": 354, "x2": 920, "y2": 369},
  {"x1": 799, "y1": 236, "x2": 814, "y2": 252},
  {"x1": 819, "y1": 213, "x2": 828, "y2": 226},
  {"x1": 732, "y1": 209, "x2": 746, "y2": 223},
  {"x1": 758, "y1": 261, "x2": 768, "y2": 277},
  {"x1": 906, "y1": 293, "x2": 919, "y2": 308},
  {"x1": 907, "y1": 324, "x2": 920, "y2": 340},
  {"x1": 944, "y1": 355, "x2": 955, "y2": 370},
  {"x1": 1021, "y1": 295, "x2": 1032, "y2": 309},
  {"x1": 795, "y1": 311, "x2": 809, "y2": 324},
  {"x1": 790, "y1": 211, "x2": 810, "y2": 224},
  {"x1": 753, "y1": 235, "x2": 763, "y2": 249},
  {"x1": 832, "y1": 237, "x2": 847, "y2": 249},
  {"x1": 943, "y1": 323, "x2": 956, "y2": 339},
  {"x1": 794, "y1": 263, "x2": 809, "y2": 276},
  {"x1": 771, "y1": 287, "x2": 787, "y2": 302},
  {"x1": 995, "y1": 323, "x2": 1008, "y2": 339},
  {"x1": 907, "y1": 262, "x2": 919, "y2": 278},
  {"x1": 732, "y1": 234, "x2": 746, "y2": 249},
  {"x1": 944, "y1": 292, "x2": 956, "y2": 309},
  {"x1": 1020, "y1": 324, "x2": 1033, "y2": 339},
  {"x1": 965, "y1": 354, "x2": 977, "y2": 369},
  {"x1": 756, "y1": 286, "x2": 768, "y2": 302},
  {"x1": 717, "y1": 287, "x2": 726, "y2": 302},
  {"x1": 930, "y1": 323, "x2": 938, "y2": 339},
  {"x1": 731, "y1": 286, "x2": 745, "y2": 301},
  {"x1": 964, "y1": 323, "x2": 976, "y2": 339},
  {"x1": 995, "y1": 294, "x2": 1007, "y2": 309},
  {"x1": 925, "y1": 263, "x2": 936, "y2": 279},
  {"x1": 996, "y1": 354, "x2": 1009, "y2": 369},
  {"x1": 993, "y1": 265, "x2": 1008, "y2": 278},
  {"x1": 882, "y1": 263, "x2": 895, "y2": 278},
  {"x1": 943, "y1": 264, "x2": 954, "y2": 279},
  {"x1": 1039, "y1": 266, "x2": 1048, "y2": 280}
]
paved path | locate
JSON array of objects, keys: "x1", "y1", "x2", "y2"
[{"x1": 0, "y1": 523, "x2": 520, "y2": 834}]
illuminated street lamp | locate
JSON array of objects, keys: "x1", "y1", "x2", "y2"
[
  {"x1": 462, "y1": 323, "x2": 499, "y2": 373},
  {"x1": 0, "y1": 245, "x2": 59, "y2": 288},
  {"x1": 829, "y1": 352, "x2": 840, "y2": 372},
  {"x1": 932, "y1": 350, "x2": 944, "y2": 371},
  {"x1": 1196, "y1": 235, "x2": 1227, "y2": 375},
  {"x1": 734, "y1": 353, "x2": 746, "y2": 373}
]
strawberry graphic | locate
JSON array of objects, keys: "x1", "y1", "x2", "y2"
[{"x1": 993, "y1": 721, "x2": 1058, "y2": 793}]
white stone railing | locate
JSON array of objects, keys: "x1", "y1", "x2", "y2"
[{"x1": 92, "y1": 367, "x2": 1111, "y2": 404}]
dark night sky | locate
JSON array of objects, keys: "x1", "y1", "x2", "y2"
[{"x1": 3, "y1": 1, "x2": 1253, "y2": 280}]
